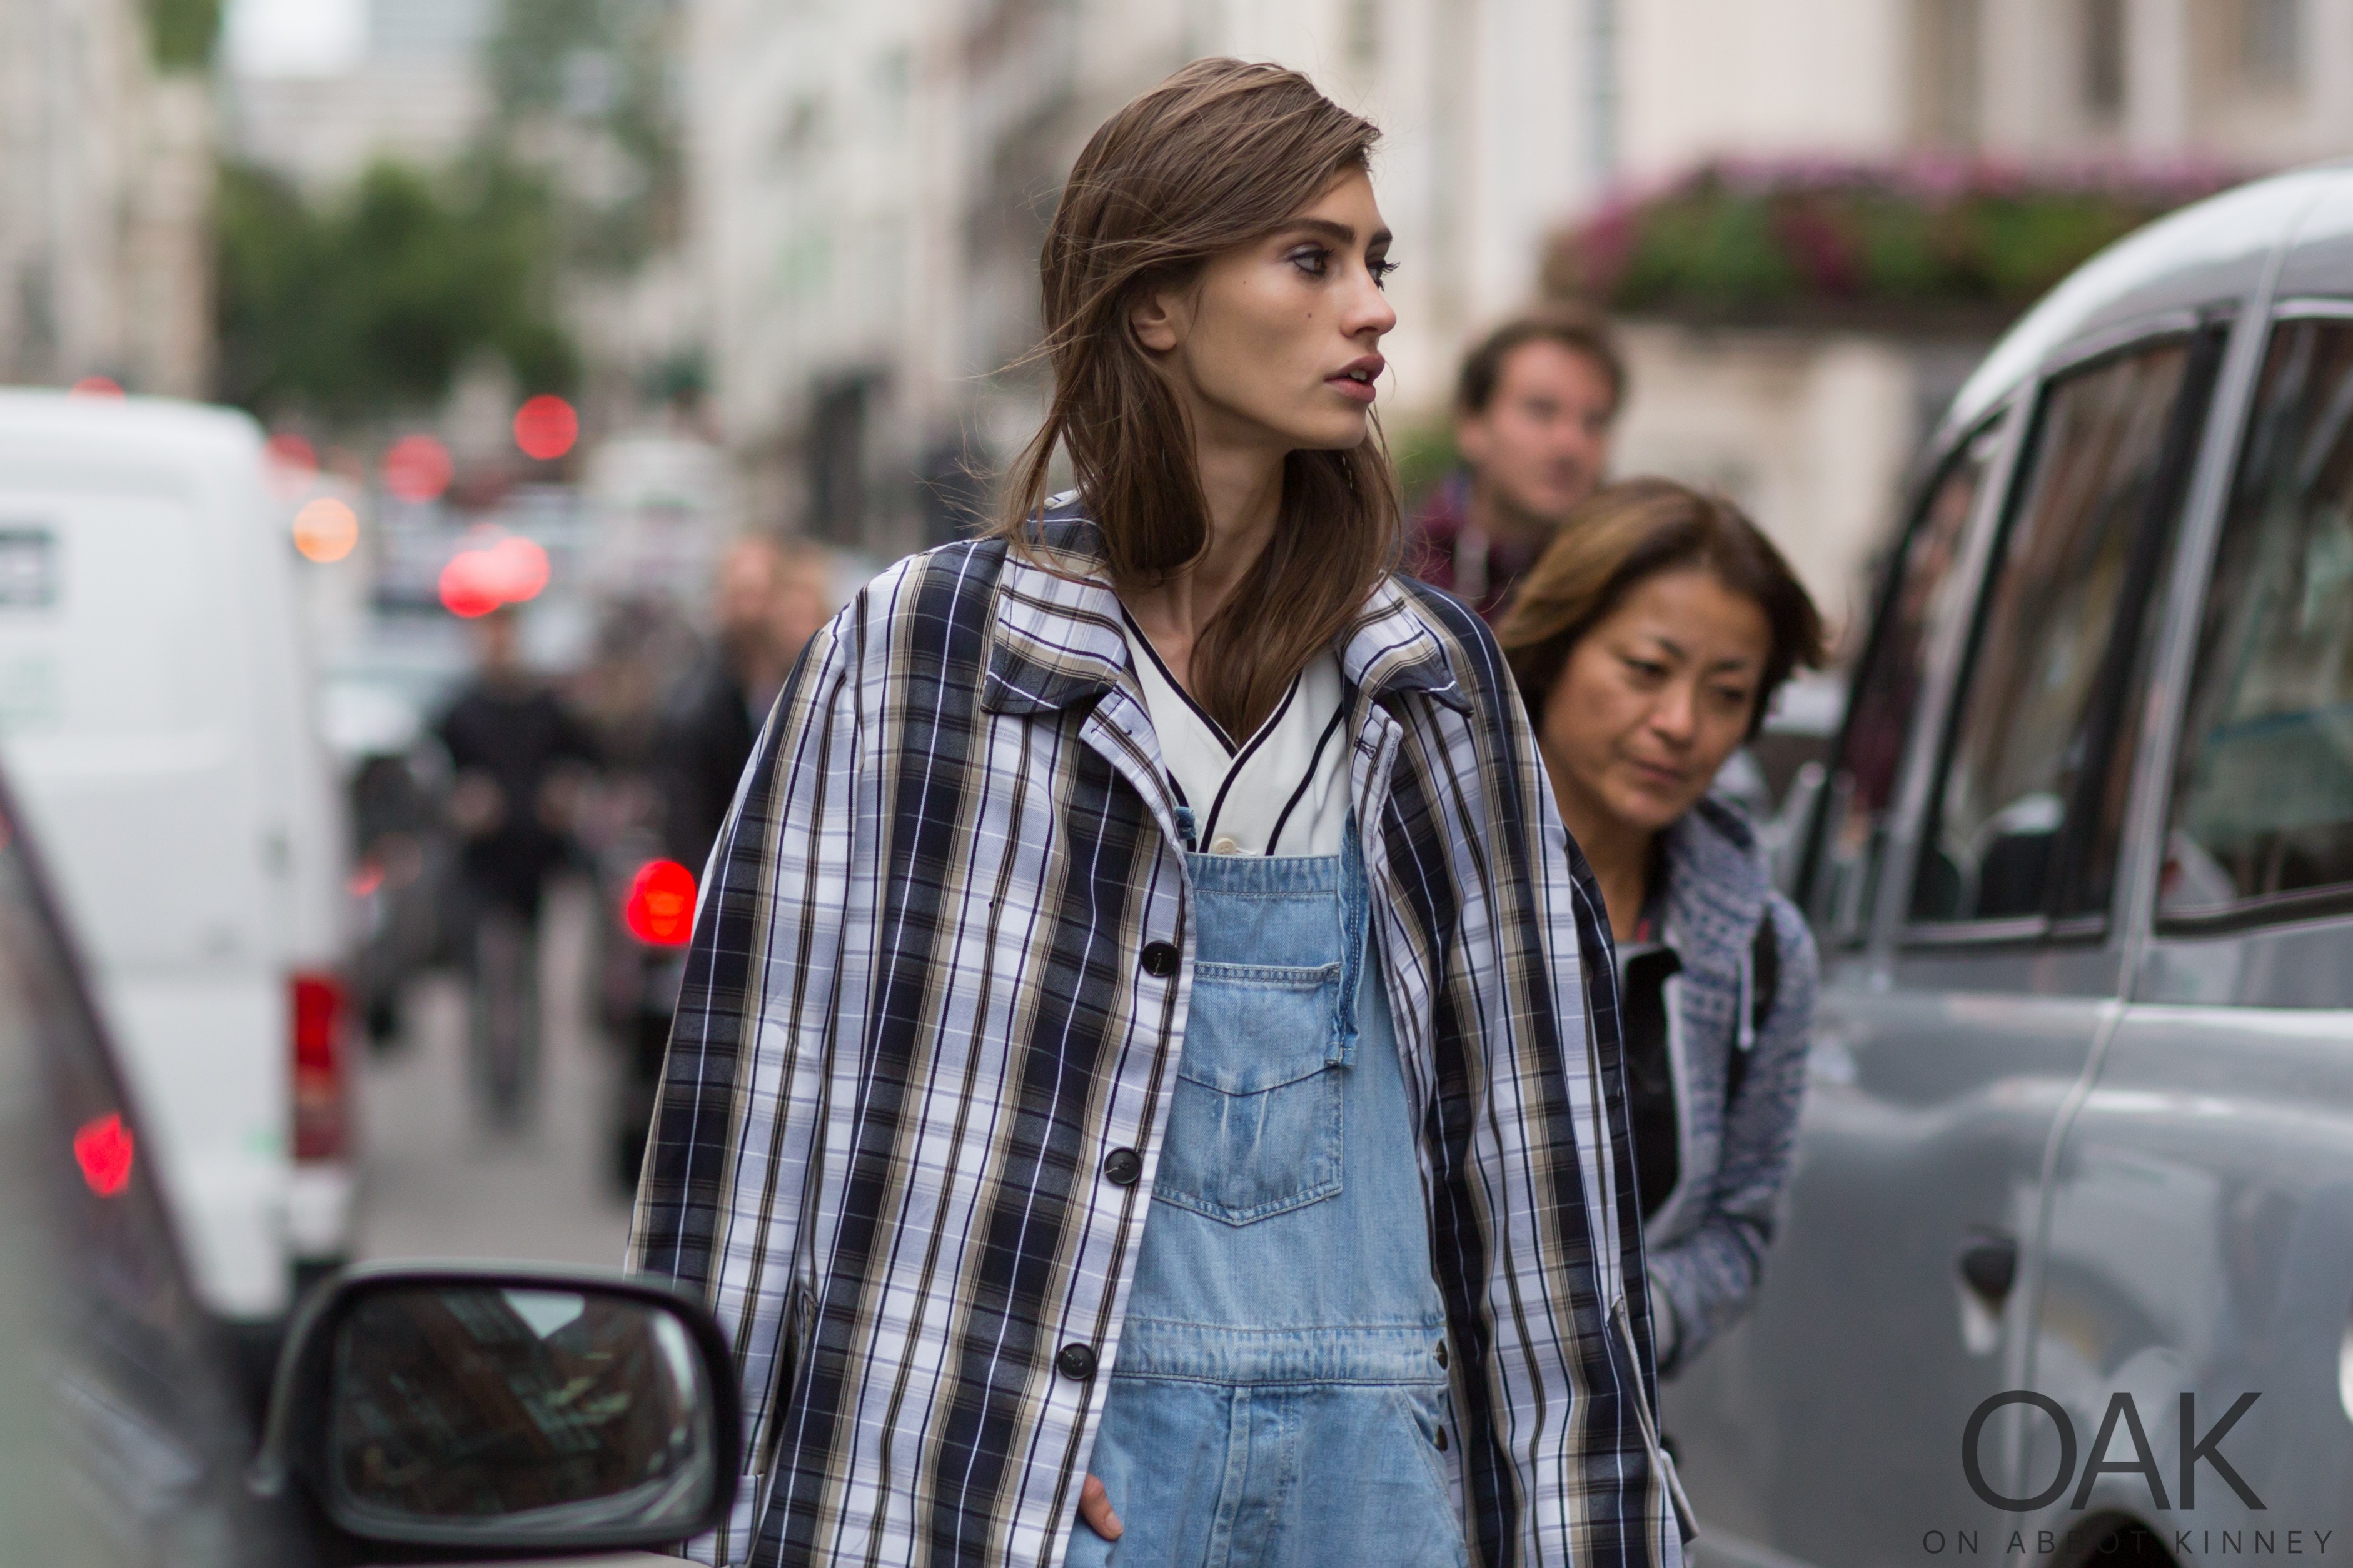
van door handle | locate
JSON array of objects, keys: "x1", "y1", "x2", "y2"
[{"x1": 1958, "y1": 1234, "x2": 2018, "y2": 1302}]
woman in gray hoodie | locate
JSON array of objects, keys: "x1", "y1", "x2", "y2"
[{"x1": 1497, "y1": 477, "x2": 1823, "y2": 1377}]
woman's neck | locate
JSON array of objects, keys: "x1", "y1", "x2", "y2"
[
  {"x1": 1553, "y1": 783, "x2": 1656, "y2": 943},
  {"x1": 1120, "y1": 428, "x2": 1286, "y2": 692}
]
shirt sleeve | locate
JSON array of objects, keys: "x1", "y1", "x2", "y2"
[
  {"x1": 625, "y1": 611, "x2": 859, "y2": 1567},
  {"x1": 1645, "y1": 896, "x2": 1818, "y2": 1375}
]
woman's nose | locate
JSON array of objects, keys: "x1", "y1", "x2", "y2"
[
  {"x1": 1650, "y1": 683, "x2": 1700, "y2": 743},
  {"x1": 1346, "y1": 271, "x2": 1397, "y2": 338}
]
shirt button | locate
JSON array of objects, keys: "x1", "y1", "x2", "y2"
[
  {"x1": 1210, "y1": 836, "x2": 1240, "y2": 855},
  {"x1": 1056, "y1": 1342, "x2": 1098, "y2": 1381},
  {"x1": 1102, "y1": 1147, "x2": 1142, "y2": 1186},
  {"x1": 1434, "y1": 1341, "x2": 1449, "y2": 1369},
  {"x1": 1140, "y1": 941, "x2": 1179, "y2": 978}
]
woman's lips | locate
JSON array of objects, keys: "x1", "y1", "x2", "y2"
[
  {"x1": 1326, "y1": 373, "x2": 1378, "y2": 405},
  {"x1": 1627, "y1": 760, "x2": 1688, "y2": 792}
]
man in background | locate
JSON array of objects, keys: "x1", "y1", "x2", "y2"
[
  {"x1": 437, "y1": 606, "x2": 599, "y2": 1127},
  {"x1": 1408, "y1": 306, "x2": 1627, "y2": 621},
  {"x1": 660, "y1": 535, "x2": 836, "y2": 878},
  {"x1": 603, "y1": 536, "x2": 834, "y2": 1188}
]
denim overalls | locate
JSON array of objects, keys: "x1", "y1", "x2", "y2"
[{"x1": 1069, "y1": 828, "x2": 1466, "y2": 1568}]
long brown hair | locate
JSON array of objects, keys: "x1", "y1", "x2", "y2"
[
  {"x1": 995, "y1": 58, "x2": 1401, "y2": 738},
  {"x1": 1494, "y1": 478, "x2": 1826, "y2": 736}
]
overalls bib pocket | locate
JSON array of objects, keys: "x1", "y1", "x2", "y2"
[{"x1": 1152, "y1": 959, "x2": 1343, "y2": 1224}]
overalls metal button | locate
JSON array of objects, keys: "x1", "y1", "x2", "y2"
[
  {"x1": 1056, "y1": 1342, "x2": 1098, "y2": 1380},
  {"x1": 1140, "y1": 941, "x2": 1179, "y2": 978},
  {"x1": 1102, "y1": 1147, "x2": 1142, "y2": 1186}
]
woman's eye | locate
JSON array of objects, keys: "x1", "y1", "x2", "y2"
[
  {"x1": 1624, "y1": 658, "x2": 1668, "y2": 681},
  {"x1": 1713, "y1": 686, "x2": 1755, "y2": 711},
  {"x1": 1288, "y1": 246, "x2": 1331, "y2": 278},
  {"x1": 1368, "y1": 257, "x2": 1399, "y2": 289}
]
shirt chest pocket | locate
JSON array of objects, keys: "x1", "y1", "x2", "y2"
[{"x1": 1153, "y1": 961, "x2": 1344, "y2": 1225}]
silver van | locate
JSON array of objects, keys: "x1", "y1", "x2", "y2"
[{"x1": 1668, "y1": 167, "x2": 2353, "y2": 1567}]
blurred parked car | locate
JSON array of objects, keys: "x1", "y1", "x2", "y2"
[
  {"x1": 1666, "y1": 165, "x2": 2353, "y2": 1568},
  {"x1": 0, "y1": 392, "x2": 354, "y2": 1372},
  {"x1": 0, "y1": 747, "x2": 737, "y2": 1564}
]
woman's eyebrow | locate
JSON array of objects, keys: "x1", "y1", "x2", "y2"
[{"x1": 1284, "y1": 218, "x2": 1394, "y2": 249}]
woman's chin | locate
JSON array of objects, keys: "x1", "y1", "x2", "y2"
[
  {"x1": 1277, "y1": 406, "x2": 1372, "y2": 451},
  {"x1": 1608, "y1": 785, "x2": 1693, "y2": 837}
]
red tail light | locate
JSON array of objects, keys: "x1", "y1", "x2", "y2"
[
  {"x1": 73, "y1": 1112, "x2": 134, "y2": 1197},
  {"x1": 290, "y1": 972, "x2": 349, "y2": 1163},
  {"x1": 624, "y1": 859, "x2": 697, "y2": 947}
]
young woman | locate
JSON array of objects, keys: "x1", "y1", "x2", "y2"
[
  {"x1": 1495, "y1": 478, "x2": 1824, "y2": 1378},
  {"x1": 630, "y1": 61, "x2": 1680, "y2": 1568}
]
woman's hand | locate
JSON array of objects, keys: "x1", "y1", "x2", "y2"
[{"x1": 1079, "y1": 1475, "x2": 1124, "y2": 1540}]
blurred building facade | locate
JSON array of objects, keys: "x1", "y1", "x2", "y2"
[
  {"x1": 1622, "y1": 0, "x2": 2353, "y2": 176},
  {"x1": 223, "y1": 0, "x2": 494, "y2": 194},
  {"x1": 689, "y1": 0, "x2": 1600, "y2": 556},
  {"x1": 691, "y1": 0, "x2": 2353, "y2": 618},
  {"x1": 0, "y1": 0, "x2": 214, "y2": 396}
]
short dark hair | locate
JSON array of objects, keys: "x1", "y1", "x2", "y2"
[
  {"x1": 1494, "y1": 477, "x2": 1825, "y2": 739},
  {"x1": 1455, "y1": 306, "x2": 1627, "y2": 418}
]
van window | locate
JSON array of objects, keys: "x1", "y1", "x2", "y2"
[
  {"x1": 1913, "y1": 336, "x2": 2213, "y2": 925},
  {"x1": 2163, "y1": 318, "x2": 2353, "y2": 920},
  {"x1": 1803, "y1": 424, "x2": 1998, "y2": 943}
]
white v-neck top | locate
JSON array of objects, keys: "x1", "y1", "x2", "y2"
[{"x1": 1121, "y1": 609, "x2": 1349, "y2": 858}]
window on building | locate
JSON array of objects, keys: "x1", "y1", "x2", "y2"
[
  {"x1": 2083, "y1": 0, "x2": 2127, "y2": 120},
  {"x1": 2163, "y1": 318, "x2": 2353, "y2": 922},
  {"x1": 807, "y1": 375, "x2": 870, "y2": 548},
  {"x1": 1913, "y1": 336, "x2": 2218, "y2": 927},
  {"x1": 1344, "y1": 0, "x2": 1381, "y2": 74},
  {"x1": 1912, "y1": 0, "x2": 1982, "y2": 148},
  {"x1": 2240, "y1": 0, "x2": 2302, "y2": 89}
]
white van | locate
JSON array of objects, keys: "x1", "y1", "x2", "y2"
[{"x1": 0, "y1": 391, "x2": 352, "y2": 1334}]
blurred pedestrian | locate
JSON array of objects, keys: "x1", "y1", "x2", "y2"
[
  {"x1": 630, "y1": 59, "x2": 1683, "y2": 1568},
  {"x1": 435, "y1": 606, "x2": 598, "y2": 1127},
  {"x1": 1496, "y1": 476, "x2": 1823, "y2": 1377},
  {"x1": 1408, "y1": 306, "x2": 1626, "y2": 620},
  {"x1": 660, "y1": 536, "x2": 834, "y2": 877}
]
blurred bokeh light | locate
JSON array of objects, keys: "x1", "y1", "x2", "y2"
[
  {"x1": 623, "y1": 860, "x2": 696, "y2": 947},
  {"x1": 513, "y1": 395, "x2": 578, "y2": 461},
  {"x1": 381, "y1": 434, "x2": 455, "y2": 503},
  {"x1": 293, "y1": 496, "x2": 361, "y2": 563},
  {"x1": 436, "y1": 533, "x2": 551, "y2": 617}
]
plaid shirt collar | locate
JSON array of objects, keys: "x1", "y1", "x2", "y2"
[{"x1": 984, "y1": 513, "x2": 1472, "y2": 720}]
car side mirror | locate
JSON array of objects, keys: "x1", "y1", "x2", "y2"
[{"x1": 249, "y1": 1263, "x2": 738, "y2": 1564}]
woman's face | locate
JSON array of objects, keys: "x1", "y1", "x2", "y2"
[
  {"x1": 1131, "y1": 169, "x2": 1397, "y2": 454},
  {"x1": 1538, "y1": 567, "x2": 1774, "y2": 837}
]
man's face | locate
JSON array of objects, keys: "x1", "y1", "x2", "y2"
[
  {"x1": 715, "y1": 546, "x2": 780, "y2": 645},
  {"x1": 1455, "y1": 339, "x2": 1618, "y2": 527},
  {"x1": 769, "y1": 562, "x2": 832, "y2": 665}
]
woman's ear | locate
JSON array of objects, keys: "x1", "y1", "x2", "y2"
[{"x1": 1129, "y1": 286, "x2": 1183, "y2": 354}]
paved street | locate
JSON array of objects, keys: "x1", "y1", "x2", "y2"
[{"x1": 351, "y1": 879, "x2": 634, "y2": 1271}]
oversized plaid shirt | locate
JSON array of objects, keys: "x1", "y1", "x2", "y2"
[{"x1": 628, "y1": 509, "x2": 1678, "y2": 1568}]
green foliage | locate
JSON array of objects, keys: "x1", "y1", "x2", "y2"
[
  {"x1": 144, "y1": 0, "x2": 220, "y2": 71},
  {"x1": 481, "y1": 0, "x2": 685, "y2": 274},
  {"x1": 1550, "y1": 160, "x2": 2240, "y2": 329},
  {"x1": 214, "y1": 160, "x2": 578, "y2": 427}
]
